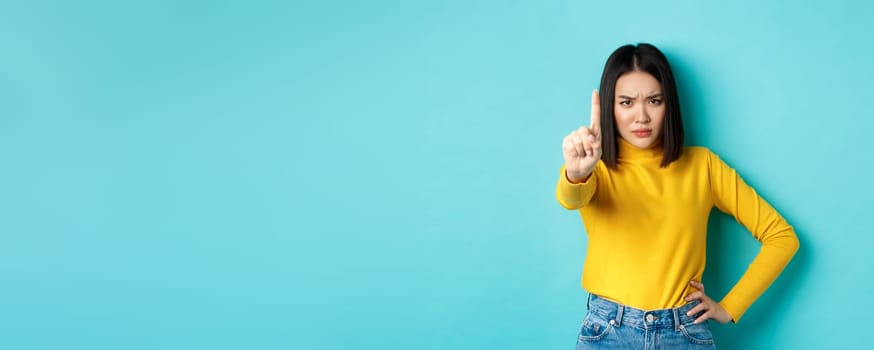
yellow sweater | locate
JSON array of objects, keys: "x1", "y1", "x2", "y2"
[{"x1": 556, "y1": 138, "x2": 799, "y2": 322}]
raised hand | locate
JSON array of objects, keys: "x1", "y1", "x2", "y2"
[{"x1": 562, "y1": 90, "x2": 602, "y2": 183}]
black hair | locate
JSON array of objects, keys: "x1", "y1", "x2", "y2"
[{"x1": 598, "y1": 43, "x2": 684, "y2": 169}]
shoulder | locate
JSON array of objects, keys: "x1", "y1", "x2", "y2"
[
  {"x1": 681, "y1": 146, "x2": 736, "y2": 172},
  {"x1": 677, "y1": 146, "x2": 731, "y2": 173},
  {"x1": 681, "y1": 146, "x2": 717, "y2": 162}
]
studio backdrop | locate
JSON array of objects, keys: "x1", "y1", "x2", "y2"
[{"x1": 0, "y1": 1, "x2": 870, "y2": 349}]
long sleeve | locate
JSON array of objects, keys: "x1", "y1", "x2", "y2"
[
  {"x1": 555, "y1": 164, "x2": 598, "y2": 210},
  {"x1": 707, "y1": 151, "x2": 800, "y2": 322}
]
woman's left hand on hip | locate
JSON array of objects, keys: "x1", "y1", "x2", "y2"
[{"x1": 685, "y1": 280, "x2": 733, "y2": 324}]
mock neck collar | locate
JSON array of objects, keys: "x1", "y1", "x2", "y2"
[{"x1": 617, "y1": 137, "x2": 664, "y2": 160}]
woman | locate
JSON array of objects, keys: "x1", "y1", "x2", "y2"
[{"x1": 556, "y1": 43, "x2": 799, "y2": 349}]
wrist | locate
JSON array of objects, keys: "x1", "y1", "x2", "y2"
[{"x1": 565, "y1": 169, "x2": 591, "y2": 184}]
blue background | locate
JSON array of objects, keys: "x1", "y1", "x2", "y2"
[{"x1": 0, "y1": 1, "x2": 869, "y2": 349}]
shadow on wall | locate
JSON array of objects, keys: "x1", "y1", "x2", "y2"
[{"x1": 703, "y1": 210, "x2": 809, "y2": 350}]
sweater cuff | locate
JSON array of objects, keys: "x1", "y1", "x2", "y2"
[
  {"x1": 718, "y1": 298, "x2": 747, "y2": 323},
  {"x1": 556, "y1": 165, "x2": 596, "y2": 209}
]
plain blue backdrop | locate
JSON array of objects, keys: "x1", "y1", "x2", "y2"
[{"x1": 0, "y1": 0, "x2": 870, "y2": 349}]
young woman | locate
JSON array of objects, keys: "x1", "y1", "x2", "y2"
[{"x1": 556, "y1": 43, "x2": 799, "y2": 349}]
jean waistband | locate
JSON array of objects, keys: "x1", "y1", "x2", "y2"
[{"x1": 586, "y1": 293, "x2": 702, "y2": 330}]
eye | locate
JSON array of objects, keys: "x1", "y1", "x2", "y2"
[
  {"x1": 649, "y1": 98, "x2": 663, "y2": 105},
  {"x1": 619, "y1": 100, "x2": 632, "y2": 106}
]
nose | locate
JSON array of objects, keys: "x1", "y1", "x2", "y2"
[{"x1": 635, "y1": 105, "x2": 651, "y2": 123}]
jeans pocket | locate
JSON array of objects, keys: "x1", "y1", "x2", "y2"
[
  {"x1": 678, "y1": 321, "x2": 715, "y2": 345},
  {"x1": 577, "y1": 313, "x2": 614, "y2": 342}
]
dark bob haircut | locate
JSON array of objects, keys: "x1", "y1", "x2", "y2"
[{"x1": 598, "y1": 43, "x2": 684, "y2": 169}]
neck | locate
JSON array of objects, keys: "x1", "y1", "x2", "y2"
[{"x1": 617, "y1": 137, "x2": 664, "y2": 160}]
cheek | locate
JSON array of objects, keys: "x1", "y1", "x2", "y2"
[
  {"x1": 649, "y1": 107, "x2": 667, "y2": 127},
  {"x1": 655, "y1": 112, "x2": 667, "y2": 128},
  {"x1": 613, "y1": 109, "x2": 635, "y2": 127}
]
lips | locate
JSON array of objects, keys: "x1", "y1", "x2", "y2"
[{"x1": 632, "y1": 129, "x2": 652, "y2": 137}]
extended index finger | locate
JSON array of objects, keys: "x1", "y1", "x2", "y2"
[{"x1": 590, "y1": 89, "x2": 601, "y2": 137}]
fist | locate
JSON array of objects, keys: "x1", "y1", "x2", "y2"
[{"x1": 563, "y1": 90, "x2": 602, "y2": 182}]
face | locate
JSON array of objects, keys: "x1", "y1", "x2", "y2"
[{"x1": 613, "y1": 71, "x2": 665, "y2": 149}]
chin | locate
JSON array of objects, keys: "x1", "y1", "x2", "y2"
[{"x1": 638, "y1": 137, "x2": 662, "y2": 149}]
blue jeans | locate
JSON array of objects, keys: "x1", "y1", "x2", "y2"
[{"x1": 576, "y1": 294, "x2": 717, "y2": 349}]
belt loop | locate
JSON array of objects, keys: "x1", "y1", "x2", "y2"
[
  {"x1": 615, "y1": 303, "x2": 624, "y2": 327},
  {"x1": 672, "y1": 307, "x2": 680, "y2": 331},
  {"x1": 587, "y1": 293, "x2": 592, "y2": 310}
]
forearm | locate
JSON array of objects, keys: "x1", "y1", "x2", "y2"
[{"x1": 718, "y1": 226, "x2": 799, "y2": 322}]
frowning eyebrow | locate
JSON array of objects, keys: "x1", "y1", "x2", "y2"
[{"x1": 617, "y1": 93, "x2": 664, "y2": 99}]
